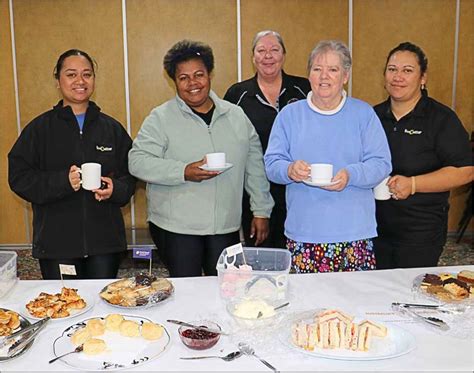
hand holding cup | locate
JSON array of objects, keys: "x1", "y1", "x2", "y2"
[{"x1": 185, "y1": 158, "x2": 220, "y2": 182}]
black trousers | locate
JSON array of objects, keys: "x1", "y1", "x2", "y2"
[
  {"x1": 241, "y1": 191, "x2": 287, "y2": 249},
  {"x1": 373, "y1": 237, "x2": 444, "y2": 269},
  {"x1": 39, "y1": 252, "x2": 123, "y2": 280},
  {"x1": 149, "y1": 223, "x2": 240, "y2": 277}
]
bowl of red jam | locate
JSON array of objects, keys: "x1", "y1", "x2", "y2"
[{"x1": 178, "y1": 320, "x2": 221, "y2": 350}]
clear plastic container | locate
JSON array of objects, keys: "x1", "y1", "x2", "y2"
[
  {"x1": 0, "y1": 251, "x2": 18, "y2": 299},
  {"x1": 216, "y1": 247, "x2": 291, "y2": 302}
]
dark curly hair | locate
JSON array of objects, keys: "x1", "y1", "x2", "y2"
[
  {"x1": 163, "y1": 40, "x2": 214, "y2": 80},
  {"x1": 385, "y1": 42, "x2": 428, "y2": 74},
  {"x1": 53, "y1": 49, "x2": 96, "y2": 79}
]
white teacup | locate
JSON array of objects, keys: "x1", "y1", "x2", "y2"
[
  {"x1": 206, "y1": 152, "x2": 226, "y2": 168},
  {"x1": 79, "y1": 163, "x2": 101, "y2": 190},
  {"x1": 374, "y1": 176, "x2": 391, "y2": 200},
  {"x1": 310, "y1": 163, "x2": 333, "y2": 182}
]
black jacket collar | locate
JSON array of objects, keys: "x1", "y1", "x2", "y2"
[
  {"x1": 379, "y1": 93, "x2": 429, "y2": 120},
  {"x1": 247, "y1": 70, "x2": 292, "y2": 97},
  {"x1": 54, "y1": 100, "x2": 101, "y2": 122}
]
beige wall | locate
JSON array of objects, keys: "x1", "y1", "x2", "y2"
[{"x1": 1, "y1": 0, "x2": 472, "y2": 244}]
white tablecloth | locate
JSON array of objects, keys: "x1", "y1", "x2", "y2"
[{"x1": 0, "y1": 265, "x2": 473, "y2": 371}]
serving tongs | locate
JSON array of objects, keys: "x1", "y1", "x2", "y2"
[
  {"x1": 392, "y1": 302, "x2": 468, "y2": 314},
  {"x1": 391, "y1": 303, "x2": 449, "y2": 331},
  {"x1": 0, "y1": 317, "x2": 50, "y2": 357}
]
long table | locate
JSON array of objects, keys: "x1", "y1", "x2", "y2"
[{"x1": 0, "y1": 265, "x2": 473, "y2": 371}]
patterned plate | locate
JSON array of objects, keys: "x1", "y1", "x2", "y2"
[{"x1": 52, "y1": 314, "x2": 170, "y2": 370}]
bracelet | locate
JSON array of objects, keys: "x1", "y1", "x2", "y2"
[{"x1": 411, "y1": 176, "x2": 416, "y2": 195}]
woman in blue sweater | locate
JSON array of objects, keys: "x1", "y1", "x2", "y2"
[{"x1": 264, "y1": 40, "x2": 392, "y2": 273}]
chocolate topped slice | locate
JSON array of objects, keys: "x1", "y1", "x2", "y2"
[
  {"x1": 135, "y1": 274, "x2": 157, "y2": 286},
  {"x1": 421, "y1": 273, "x2": 443, "y2": 286},
  {"x1": 443, "y1": 277, "x2": 470, "y2": 291}
]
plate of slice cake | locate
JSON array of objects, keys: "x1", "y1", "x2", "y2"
[
  {"x1": 413, "y1": 270, "x2": 474, "y2": 303},
  {"x1": 281, "y1": 309, "x2": 416, "y2": 361}
]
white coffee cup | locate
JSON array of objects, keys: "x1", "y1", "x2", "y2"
[
  {"x1": 310, "y1": 163, "x2": 333, "y2": 182},
  {"x1": 206, "y1": 152, "x2": 226, "y2": 168},
  {"x1": 374, "y1": 176, "x2": 391, "y2": 200},
  {"x1": 79, "y1": 163, "x2": 101, "y2": 190}
]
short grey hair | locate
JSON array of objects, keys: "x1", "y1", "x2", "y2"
[
  {"x1": 307, "y1": 40, "x2": 352, "y2": 73},
  {"x1": 251, "y1": 30, "x2": 286, "y2": 54}
]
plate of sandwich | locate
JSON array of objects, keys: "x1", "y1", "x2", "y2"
[{"x1": 281, "y1": 309, "x2": 416, "y2": 361}]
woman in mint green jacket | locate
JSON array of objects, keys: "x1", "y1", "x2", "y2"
[{"x1": 129, "y1": 40, "x2": 274, "y2": 277}]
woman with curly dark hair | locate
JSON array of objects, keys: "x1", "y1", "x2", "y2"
[{"x1": 129, "y1": 40, "x2": 273, "y2": 277}]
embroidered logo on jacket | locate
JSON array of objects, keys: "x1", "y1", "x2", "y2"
[
  {"x1": 404, "y1": 129, "x2": 422, "y2": 135},
  {"x1": 96, "y1": 145, "x2": 113, "y2": 151}
]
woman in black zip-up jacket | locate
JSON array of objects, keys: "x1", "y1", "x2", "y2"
[{"x1": 8, "y1": 49, "x2": 136, "y2": 279}]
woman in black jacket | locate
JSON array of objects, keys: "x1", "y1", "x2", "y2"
[{"x1": 8, "y1": 49, "x2": 136, "y2": 279}]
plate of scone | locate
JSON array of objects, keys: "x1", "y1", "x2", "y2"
[
  {"x1": 99, "y1": 274, "x2": 174, "y2": 308},
  {"x1": 0, "y1": 308, "x2": 34, "y2": 361},
  {"x1": 281, "y1": 309, "x2": 416, "y2": 361},
  {"x1": 52, "y1": 314, "x2": 170, "y2": 370},
  {"x1": 413, "y1": 270, "x2": 474, "y2": 303},
  {"x1": 24, "y1": 286, "x2": 93, "y2": 320}
]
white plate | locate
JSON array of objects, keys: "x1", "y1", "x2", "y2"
[
  {"x1": 52, "y1": 315, "x2": 170, "y2": 370},
  {"x1": 280, "y1": 314, "x2": 416, "y2": 361},
  {"x1": 302, "y1": 179, "x2": 340, "y2": 187},
  {"x1": 199, "y1": 163, "x2": 233, "y2": 172},
  {"x1": 24, "y1": 286, "x2": 94, "y2": 321}
]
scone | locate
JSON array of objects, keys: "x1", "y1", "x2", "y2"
[
  {"x1": 86, "y1": 319, "x2": 106, "y2": 336},
  {"x1": 71, "y1": 327, "x2": 91, "y2": 346},
  {"x1": 83, "y1": 338, "x2": 107, "y2": 355},
  {"x1": 105, "y1": 314, "x2": 124, "y2": 332},
  {"x1": 141, "y1": 322, "x2": 164, "y2": 340},
  {"x1": 119, "y1": 320, "x2": 140, "y2": 337}
]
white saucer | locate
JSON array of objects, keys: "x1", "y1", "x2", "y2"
[
  {"x1": 199, "y1": 163, "x2": 233, "y2": 172},
  {"x1": 303, "y1": 178, "x2": 340, "y2": 187}
]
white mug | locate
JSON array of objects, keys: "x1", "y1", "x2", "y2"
[
  {"x1": 79, "y1": 163, "x2": 101, "y2": 190},
  {"x1": 374, "y1": 176, "x2": 391, "y2": 200},
  {"x1": 310, "y1": 163, "x2": 333, "y2": 182},
  {"x1": 206, "y1": 152, "x2": 226, "y2": 168}
]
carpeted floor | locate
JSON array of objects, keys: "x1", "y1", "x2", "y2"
[{"x1": 4, "y1": 235, "x2": 473, "y2": 280}]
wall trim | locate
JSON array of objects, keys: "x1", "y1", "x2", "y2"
[
  {"x1": 451, "y1": 0, "x2": 460, "y2": 110},
  {"x1": 121, "y1": 0, "x2": 136, "y2": 243},
  {"x1": 9, "y1": 0, "x2": 31, "y2": 244},
  {"x1": 236, "y1": 0, "x2": 242, "y2": 82},
  {"x1": 348, "y1": 0, "x2": 353, "y2": 97}
]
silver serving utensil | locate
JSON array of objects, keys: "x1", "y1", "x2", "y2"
[
  {"x1": 392, "y1": 302, "x2": 468, "y2": 315},
  {"x1": 180, "y1": 350, "x2": 242, "y2": 361},
  {"x1": 400, "y1": 307, "x2": 450, "y2": 331},
  {"x1": 167, "y1": 319, "x2": 229, "y2": 335},
  {"x1": 6, "y1": 317, "x2": 50, "y2": 357},
  {"x1": 238, "y1": 342, "x2": 278, "y2": 372},
  {"x1": 0, "y1": 317, "x2": 49, "y2": 350},
  {"x1": 49, "y1": 344, "x2": 83, "y2": 364},
  {"x1": 257, "y1": 302, "x2": 290, "y2": 318}
]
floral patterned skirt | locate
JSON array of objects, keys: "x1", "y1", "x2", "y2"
[{"x1": 286, "y1": 238, "x2": 376, "y2": 273}]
